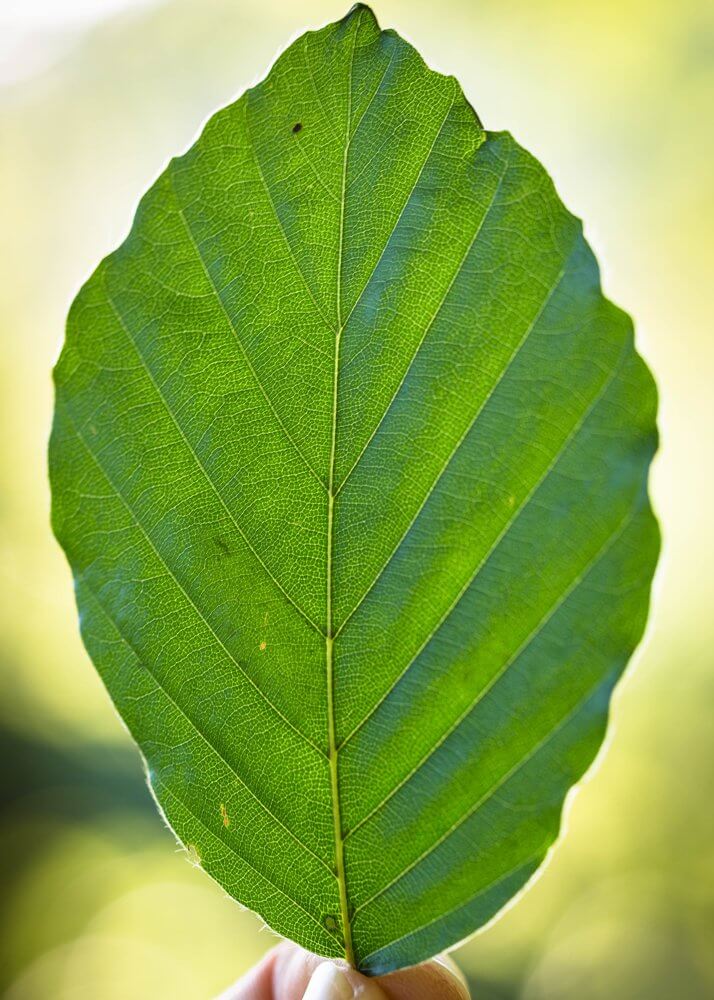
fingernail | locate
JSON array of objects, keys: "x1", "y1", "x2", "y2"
[
  {"x1": 303, "y1": 962, "x2": 353, "y2": 1000},
  {"x1": 353, "y1": 979, "x2": 388, "y2": 999}
]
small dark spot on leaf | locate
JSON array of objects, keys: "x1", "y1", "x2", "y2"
[
  {"x1": 215, "y1": 537, "x2": 231, "y2": 557},
  {"x1": 292, "y1": 122, "x2": 303, "y2": 134}
]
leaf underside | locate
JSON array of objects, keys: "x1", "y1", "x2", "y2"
[{"x1": 49, "y1": 4, "x2": 659, "y2": 975}]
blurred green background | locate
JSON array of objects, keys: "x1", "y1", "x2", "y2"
[{"x1": 1, "y1": 0, "x2": 712, "y2": 996}]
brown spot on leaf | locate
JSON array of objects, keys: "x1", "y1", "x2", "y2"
[{"x1": 292, "y1": 122, "x2": 303, "y2": 134}]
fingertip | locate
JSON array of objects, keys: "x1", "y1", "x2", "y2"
[
  {"x1": 302, "y1": 962, "x2": 353, "y2": 999},
  {"x1": 217, "y1": 945, "x2": 470, "y2": 1000},
  {"x1": 285, "y1": 952, "x2": 390, "y2": 999},
  {"x1": 272, "y1": 945, "x2": 390, "y2": 999},
  {"x1": 374, "y1": 954, "x2": 470, "y2": 999}
]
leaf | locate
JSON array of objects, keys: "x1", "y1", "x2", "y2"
[{"x1": 49, "y1": 3, "x2": 659, "y2": 975}]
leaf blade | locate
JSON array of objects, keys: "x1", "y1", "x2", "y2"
[{"x1": 50, "y1": 3, "x2": 659, "y2": 974}]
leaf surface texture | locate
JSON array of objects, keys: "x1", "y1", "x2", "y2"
[{"x1": 49, "y1": 4, "x2": 659, "y2": 974}]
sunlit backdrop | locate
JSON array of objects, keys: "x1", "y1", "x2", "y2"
[{"x1": 1, "y1": 0, "x2": 712, "y2": 996}]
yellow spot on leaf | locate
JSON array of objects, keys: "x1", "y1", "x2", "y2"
[
  {"x1": 220, "y1": 803, "x2": 230, "y2": 827},
  {"x1": 259, "y1": 641, "x2": 267, "y2": 652}
]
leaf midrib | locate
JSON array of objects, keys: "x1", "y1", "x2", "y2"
[{"x1": 325, "y1": 13, "x2": 360, "y2": 968}]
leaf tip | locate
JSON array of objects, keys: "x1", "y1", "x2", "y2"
[
  {"x1": 344, "y1": 2, "x2": 375, "y2": 18},
  {"x1": 341, "y1": 3, "x2": 379, "y2": 31}
]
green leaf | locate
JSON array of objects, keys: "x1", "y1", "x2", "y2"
[{"x1": 49, "y1": 3, "x2": 659, "y2": 975}]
